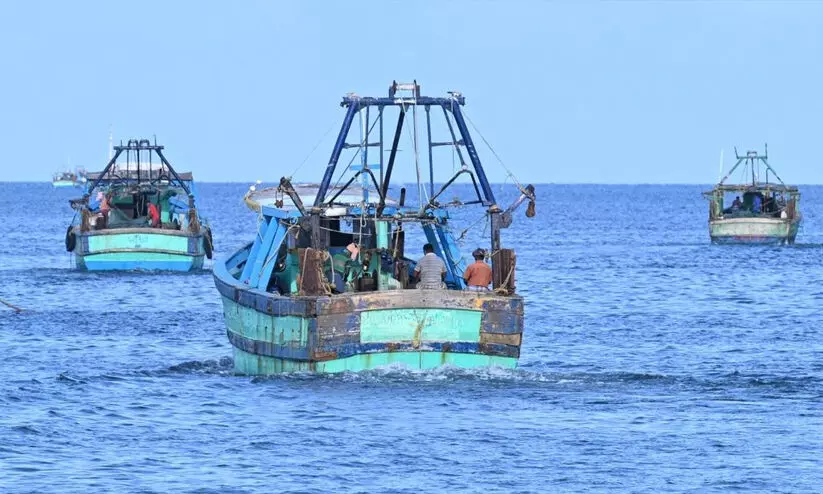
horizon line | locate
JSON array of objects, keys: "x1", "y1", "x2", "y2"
[{"x1": 4, "y1": 180, "x2": 823, "y2": 187}]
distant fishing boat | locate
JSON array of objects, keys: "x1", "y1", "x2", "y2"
[
  {"x1": 52, "y1": 169, "x2": 87, "y2": 188},
  {"x1": 704, "y1": 146, "x2": 800, "y2": 244},
  {"x1": 214, "y1": 81, "x2": 536, "y2": 374},
  {"x1": 65, "y1": 138, "x2": 213, "y2": 271}
]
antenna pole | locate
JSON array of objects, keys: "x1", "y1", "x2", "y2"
[
  {"x1": 426, "y1": 105, "x2": 434, "y2": 197},
  {"x1": 718, "y1": 149, "x2": 724, "y2": 183},
  {"x1": 360, "y1": 107, "x2": 369, "y2": 204},
  {"x1": 411, "y1": 104, "x2": 422, "y2": 203},
  {"x1": 751, "y1": 156, "x2": 756, "y2": 185},
  {"x1": 379, "y1": 107, "x2": 384, "y2": 187}
]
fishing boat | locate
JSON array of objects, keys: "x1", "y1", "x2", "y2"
[
  {"x1": 214, "y1": 81, "x2": 536, "y2": 374},
  {"x1": 65, "y1": 138, "x2": 213, "y2": 271},
  {"x1": 52, "y1": 169, "x2": 87, "y2": 188},
  {"x1": 704, "y1": 146, "x2": 800, "y2": 244}
]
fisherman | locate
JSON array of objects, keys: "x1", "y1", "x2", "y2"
[
  {"x1": 763, "y1": 194, "x2": 776, "y2": 213},
  {"x1": 752, "y1": 194, "x2": 762, "y2": 214},
  {"x1": 413, "y1": 243, "x2": 446, "y2": 289},
  {"x1": 148, "y1": 202, "x2": 161, "y2": 228},
  {"x1": 731, "y1": 196, "x2": 742, "y2": 210},
  {"x1": 97, "y1": 191, "x2": 112, "y2": 229},
  {"x1": 463, "y1": 248, "x2": 492, "y2": 291}
]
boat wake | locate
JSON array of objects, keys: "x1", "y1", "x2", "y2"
[
  {"x1": 165, "y1": 357, "x2": 234, "y2": 375},
  {"x1": 44, "y1": 360, "x2": 822, "y2": 396}
]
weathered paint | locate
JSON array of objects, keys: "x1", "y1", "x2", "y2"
[
  {"x1": 74, "y1": 228, "x2": 205, "y2": 271},
  {"x1": 87, "y1": 231, "x2": 191, "y2": 252},
  {"x1": 214, "y1": 243, "x2": 524, "y2": 375},
  {"x1": 231, "y1": 344, "x2": 517, "y2": 374},
  {"x1": 360, "y1": 308, "x2": 482, "y2": 343},
  {"x1": 223, "y1": 298, "x2": 309, "y2": 346},
  {"x1": 709, "y1": 217, "x2": 800, "y2": 245},
  {"x1": 77, "y1": 251, "x2": 203, "y2": 271}
]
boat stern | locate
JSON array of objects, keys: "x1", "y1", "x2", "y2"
[
  {"x1": 214, "y1": 255, "x2": 524, "y2": 375},
  {"x1": 709, "y1": 217, "x2": 800, "y2": 245},
  {"x1": 72, "y1": 228, "x2": 206, "y2": 271}
]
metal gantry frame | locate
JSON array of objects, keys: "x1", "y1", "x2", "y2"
[
  {"x1": 719, "y1": 144, "x2": 785, "y2": 187},
  {"x1": 290, "y1": 81, "x2": 534, "y2": 287},
  {"x1": 313, "y1": 80, "x2": 497, "y2": 210},
  {"x1": 84, "y1": 138, "x2": 193, "y2": 200}
]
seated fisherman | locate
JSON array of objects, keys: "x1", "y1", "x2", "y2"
[
  {"x1": 731, "y1": 196, "x2": 742, "y2": 210},
  {"x1": 463, "y1": 248, "x2": 492, "y2": 291},
  {"x1": 413, "y1": 243, "x2": 446, "y2": 289}
]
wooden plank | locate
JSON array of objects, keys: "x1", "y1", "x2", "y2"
[
  {"x1": 493, "y1": 248, "x2": 516, "y2": 294},
  {"x1": 480, "y1": 332, "x2": 522, "y2": 346},
  {"x1": 240, "y1": 216, "x2": 270, "y2": 283},
  {"x1": 255, "y1": 224, "x2": 289, "y2": 291}
]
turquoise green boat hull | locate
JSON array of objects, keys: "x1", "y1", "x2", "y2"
[
  {"x1": 710, "y1": 216, "x2": 800, "y2": 245},
  {"x1": 231, "y1": 342, "x2": 517, "y2": 374},
  {"x1": 214, "y1": 244, "x2": 524, "y2": 375},
  {"x1": 72, "y1": 228, "x2": 206, "y2": 271},
  {"x1": 53, "y1": 180, "x2": 78, "y2": 188}
]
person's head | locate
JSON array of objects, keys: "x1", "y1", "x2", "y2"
[
  {"x1": 735, "y1": 196, "x2": 740, "y2": 200},
  {"x1": 472, "y1": 248, "x2": 486, "y2": 261},
  {"x1": 423, "y1": 243, "x2": 434, "y2": 254}
]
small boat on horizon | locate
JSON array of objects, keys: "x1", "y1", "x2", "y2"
[
  {"x1": 52, "y1": 168, "x2": 87, "y2": 188},
  {"x1": 213, "y1": 80, "x2": 536, "y2": 375},
  {"x1": 704, "y1": 146, "x2": 800, "y2": 245},
  {"x1": 65, "y1": 138, "x2": 213, "y2": 271}
]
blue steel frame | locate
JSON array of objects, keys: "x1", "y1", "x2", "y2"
[
  {"x1": 313, "y1": 90, "x2": 497, "y2": 208},
  {"x1": 85, "y1": 139, "x2": 192, "y2": 198},
  {"x1": 241, "y1": 82, "x2": 533, "y2": 295}
]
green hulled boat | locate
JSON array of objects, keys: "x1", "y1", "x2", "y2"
[
  {"x1": 705, "y1": 146, "x2": 800, "y2": 245},
  {"x1": 214, "y1": 81, "x2": 536, "y2": 374},
  {"x1": 66, "y1": 138, "x2": 212, "y2": 271},
  {"x1": 52, "y1": 169, "x2": 87, "y2": 188}
]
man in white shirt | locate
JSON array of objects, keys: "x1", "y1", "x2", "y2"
[{"x1": 413, "y1": 243, "x2": 446, "y2": 289}]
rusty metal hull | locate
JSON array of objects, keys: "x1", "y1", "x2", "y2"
[{"x1": 214, "y1": 245, "x2": 524, "y2": 375}]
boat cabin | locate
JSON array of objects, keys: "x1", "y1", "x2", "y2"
[{"x1": 711, "y1": 185, "x2": 799, "y2": 220}]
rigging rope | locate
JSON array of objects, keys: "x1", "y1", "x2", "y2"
[
  {"x1": 457, "y1": 212, "x2": 489, "y2": 243},
  {"x1": 398, "y1": 101, "x2": 429, "y2": 207},
  {"x1": 0, "y1": 298, "x2": 24, "y2": 313},
  {"x1": 288, "y1": 118, "x2": 341, "y2": 180},
  {"x1": 461, "y1": 107, "x2": 527, "y2": 193}
]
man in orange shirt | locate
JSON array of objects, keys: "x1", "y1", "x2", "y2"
[
  {"x1": 463, "y1": 248, "x2": 492, "y2": 291},
  {"x1": 148, "y1": 202, "x2": 161, "y2": 228}
]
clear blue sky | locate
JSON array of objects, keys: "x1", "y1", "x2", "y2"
[{"x1": 1, "y1": 1, "x2": 822, "y2": 184}]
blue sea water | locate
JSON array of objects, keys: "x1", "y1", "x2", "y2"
[{"x1": 1, "y1": 182, "x2": 823, "y2": 493}]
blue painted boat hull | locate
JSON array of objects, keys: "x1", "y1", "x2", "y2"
[
  {"x1": 71, "y1": 228, "x2": 207, "y2": 272},
  {"x1": 76, "y1": 254, "x2": 204, "y2": 271}
]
